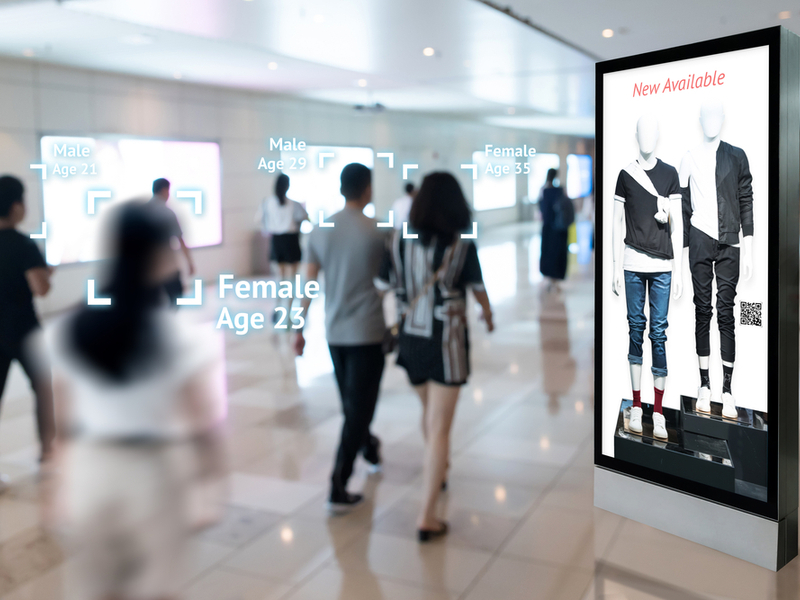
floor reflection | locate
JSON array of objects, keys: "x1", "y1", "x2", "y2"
[
  {"x1": 539, "y1": 287, "x2": 576, "y2": 415},
  {"x1": 0, "y1": 222, "x2": 797, "y2": 599}
]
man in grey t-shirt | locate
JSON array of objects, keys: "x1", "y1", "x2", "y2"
[{"x1": 295, "y1": 163, "x2": 389, "y2": 512}]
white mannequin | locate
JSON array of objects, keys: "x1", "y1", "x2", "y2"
[
  {"x1": 680, "y1": 100, "x2": 752, "y2": 417},
  {"x1": 691, "y1": 100, "x2": 753, "y2": 279},
  {"x1": 612, "y1": 115, "x2": 683, "y2": 399}
]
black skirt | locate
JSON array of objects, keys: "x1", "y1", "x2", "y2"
[
  {"x1": 270, "y1": 233, "x2": 302, "y2": 264},
  {"x1": 397, "y1": 319, "x2": 470, "y2": 387}
]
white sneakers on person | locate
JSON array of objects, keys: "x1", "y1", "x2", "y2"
[
  {"x1": 629, "y1": 406, "x2": 643, "y2": 434},
  {"x1": 652, "y1": 412, "x2": 668, "y2": 440},
  {"x1": 721, "y1": 392, "x2": 738, "y2": 419},
  {"x1": 696, "y1": 387, "x2": 712, "y2": 414}
]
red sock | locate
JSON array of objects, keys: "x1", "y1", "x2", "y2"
[
  {"x1": 654, "y1": 388, "x2": 664, "y2": 414},
  {"x1": 632, "y1": 390, "x2": 641, "y2": 408}
]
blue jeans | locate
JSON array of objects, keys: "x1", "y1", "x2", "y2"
[{"x1": 624, "y1": 271, "x2": 671, "y2": 378}]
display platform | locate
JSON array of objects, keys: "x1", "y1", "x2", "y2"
[
  {"x1": 614, "y1": 400, "x2": 734, "y2": 492},
  {"x1": 681, "y1": 395, "x2": 768, "y2": 498}
]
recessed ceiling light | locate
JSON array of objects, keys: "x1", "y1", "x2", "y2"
[
  {"x1": 268, "y1": 62, "x2": 278, "y2": 70},
  {"x1": 602, "y1": 28, "x2": 614, "y2": 38},
  {"x1": 313, "y1": 14, "x2": 324, "y2": 23},
  {"x1": 423, "y1": 47, "x2": 435, "y2": 57},
  {"x1": 173, "y1": 71, "x2": 182, "y2": 79},
  {"x1": 120, "y1": 33, "x2": 156, "y2": 46},
  {"x1": 280, "y1": 526, "x2": 294, "y2": 543},
  {"x1": 506, "y1": 107, "x2": 516, "y2": 115},
  {"x1": 778, "y1": 10, "x2": 791, "y2": 19},
  {"x1": 357, "y1": 78, "x2": 368, "y2": 87},
  {"x1": 21, "y1": 48, "x2": 35, "y2": 57}
]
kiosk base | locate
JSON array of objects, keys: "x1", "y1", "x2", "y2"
[{"x1": 594, "y1": 466, "x2": 796, "y2": 571}]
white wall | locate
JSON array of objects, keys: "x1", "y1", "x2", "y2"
[{"x1": 0, "y1": 56, "x2": 592, "y2": 315}]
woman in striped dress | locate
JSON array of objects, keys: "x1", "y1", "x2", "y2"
[{"x1": 379, "y1": 172, "x2": 494, "y2": 541}]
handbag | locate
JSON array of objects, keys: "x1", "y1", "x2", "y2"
[{"x1": 382, "y1": 246, "x2": 454, "y2": 355}]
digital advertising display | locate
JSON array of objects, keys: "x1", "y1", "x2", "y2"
[
  {"x1": 40, "y1": 135, "x2": 222, "y2": 266},
  {"x1": 595, "y1": 27, "x2": 799, "y2": 524}
]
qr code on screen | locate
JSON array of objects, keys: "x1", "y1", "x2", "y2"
[{"x1": 740, "y1": 301, "x2": 762, "y2": 327}]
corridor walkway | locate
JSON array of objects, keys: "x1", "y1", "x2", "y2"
[{"x1": 0, "y1": 223, "x2": 797, "y2": 599}]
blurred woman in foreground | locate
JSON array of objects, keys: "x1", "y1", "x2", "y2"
[{"x1": 48, "y1": 201, "x2": 225, "y2": 600}]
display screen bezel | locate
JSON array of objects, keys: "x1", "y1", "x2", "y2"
[{"x1": 594, "y1": 27, "x2": 781, "y2": 520}]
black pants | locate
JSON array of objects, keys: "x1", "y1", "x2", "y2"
[
  {"x1": 689, "y1": 226, "x2": 740, "y2": 363},
  {"x1": 328, "y1": 344, "x2": 385, "y2": 494},
  {"x1": 0, "y1": 334, "x2": 54, "y2": 455},
  {"x1": 163, "y1": 272, "x2": 183, "y2": 308}
]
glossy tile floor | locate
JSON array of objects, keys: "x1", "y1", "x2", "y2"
[{"x1": 1, "y1": 222, "x2": 799, "y2": 599}]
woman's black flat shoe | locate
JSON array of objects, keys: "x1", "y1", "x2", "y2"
[{"x1": 418, "y1": 521, "x2": 449, "y2": 543}]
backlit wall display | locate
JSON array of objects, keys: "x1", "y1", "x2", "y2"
[
  {"x1": 595, "y1": 28, "x2": 799, "y2": 521},
  {"x1": 471, "y1": 150, "x2": 517, "y2": 211},
  {"x1": 40, "y1": 136, "x2": 222, "y2": 265},
  {"x1": 566, "y1": 154, "x2": 592, "y2": 199},
  {"x1": 528, "y1": 153, "x2": 560, "y2": 201},
  {"x1": 279, "y1": 145, "x2": 374, "y2": 221}
]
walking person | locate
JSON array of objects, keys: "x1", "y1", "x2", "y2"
[
  {"x1": 47, "y1": 201, "x2": 225, "y2": 600},
  {"x1": 148, "y1": 178, "x2": 195, "y2": 306},
  {"x1": 391, "y1": 182, "x2": 415, "y2": 229},
  {"x1": 256, "y1": 173, "x2": 309, "y2": 322},
  {"x1": 0, "y1": 175, "x2": 55, "y2": 465},
  {"x1": 539, "y1": 168, "x2": 572, "y2": 291},
  {"x1": 293, "y1": 163, "x2": 388, "y2": 512},
  {"x1": 378, "y1": 172, "x2": 494, "y2": 541}
]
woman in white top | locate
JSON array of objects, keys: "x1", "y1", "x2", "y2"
[
  {"x1": 47, "y1": 201, "x2": 225, "y2": 600},
  {"x1": 259, "y1": 173, "x2": 308, "y2": 278}
]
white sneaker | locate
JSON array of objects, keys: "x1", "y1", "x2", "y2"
[
  {"x1": 652, "y1": 412, "x2": 668, "y2": 440},
  {"x1": 696, "y1": 387, "x2": 712, "y2": 413},
  {"x1": 628, "y1": 406, "x2": 643, "y2": 434},
  {"x1": 721, "y1": 392, "x2": 738, "y2": 419}
]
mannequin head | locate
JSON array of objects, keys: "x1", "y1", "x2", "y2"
[
  {"x1": 700, "y1": 99, "x2": 725, "y2": 140},
  {"x1": 635, "y1": 114, "x2": 659, "y2": 155}
]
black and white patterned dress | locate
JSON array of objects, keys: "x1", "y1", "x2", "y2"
[{"x1": 379, "y1": 234, "x2": 485, "y2": 386}]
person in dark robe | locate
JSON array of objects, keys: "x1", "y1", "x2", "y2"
[{"x1": 539, "y1": 168, "x2": 569, "y2": 291}]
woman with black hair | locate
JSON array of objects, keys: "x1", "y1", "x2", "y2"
[
  {"x1": 48, "y1": 201, "x2": 224, "y2": 600},
  {"x1": 379, "y1": 172, "x2": 494, "y2": 541},
  {"x1": 258, "y1": 174, "x2": 309, "y2": 320}
]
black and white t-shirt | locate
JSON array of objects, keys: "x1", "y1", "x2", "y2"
[{"x1": 614, "y1": 158, "x2": 680, "y2": 272}]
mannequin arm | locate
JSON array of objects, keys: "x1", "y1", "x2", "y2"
[
  {"x1": 678, "y1": 155, "x2": 692, "y2": 248},
  {"x1": 669, "y1": 197, "x2": 683, "y2": 299},
  {"x1": 742, "y1": 235, "x2": 753, "y2": 281},
  {"x1": 612, "y1": 200, "x2": 625, "y2": 296}
]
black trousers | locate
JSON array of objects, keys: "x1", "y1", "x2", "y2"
[
  {"x1": 328, "y1": 343, "x2": 385, "y2": 493},
  {"x1": 0, "y1": 333, "x2": 54, "y2": 454},
  {"x1": 163, "y1": 271, "x2": 184, "y2": 308},
  {"x1": 689, "y1": 226, "x2": 740, "y2": 363}
]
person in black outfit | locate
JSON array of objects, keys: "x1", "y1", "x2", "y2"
[
  {"x1": 539, "y1": 168, "x2": 569, "y2": 291},
  {"x1": 0, "y1": 175, "x2": 55, "y2": 462},
  {"x1": 148, "y1": 178, "x2": 195, "y2": 306}
]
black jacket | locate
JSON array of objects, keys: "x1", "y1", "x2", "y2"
[{"x1": 682, "y1": 140, "x2": 754, "y2": 247}]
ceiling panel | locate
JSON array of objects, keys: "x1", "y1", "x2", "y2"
[{"x1": 500, "y1": 0, "x2": 800, "y2": 60}]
